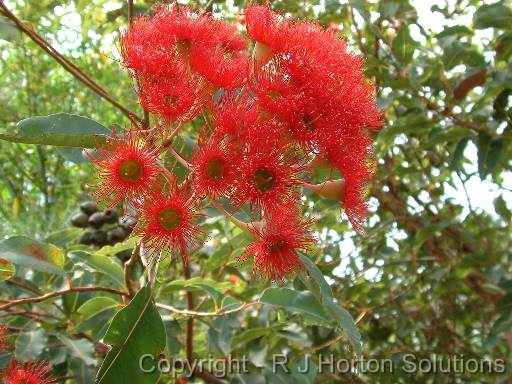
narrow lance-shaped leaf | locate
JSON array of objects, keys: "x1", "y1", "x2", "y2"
[
  {"x1": 0, "y1": 113, "x2": 110, "y2": 148},
  {"x1": 96, "y1": 286, "x2": 166, "y2": 384}
]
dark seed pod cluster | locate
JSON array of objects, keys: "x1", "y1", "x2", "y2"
[{"x1": 71, "y1": 201, "x2": 136, "y2": 249}]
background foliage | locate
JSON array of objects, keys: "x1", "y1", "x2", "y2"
[{"x1": 0, "y1": 0, "x2": 511, "y2": 383}]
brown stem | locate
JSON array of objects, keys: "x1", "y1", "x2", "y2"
[
  {"x1": 127, "y1": 0, "x2": 134, "y2": 22},
  {"x1": 0, "y1": 2, "x2": 142, "y2": 123},
  {"x1": 183, "y1": 258, "x2": 194, "y2": 365},
  {"x1": 123, "y1": 243, "x2": 140, "y2": 302},
  {"x1": 0, "y1": 286, "x2": 128, "y2": 311}
]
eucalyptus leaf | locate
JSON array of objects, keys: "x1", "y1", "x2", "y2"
[{"x1": 96, "y1": 287, "x2": 166, "y2": 384}]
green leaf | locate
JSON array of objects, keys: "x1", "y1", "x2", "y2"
[
  {"x1": 162, "y1": 277, "x2": 233, "y2": 294},
  {"x1": 221, "y1": 296, "x2": 241, "y2": 310},
  {"x1": 299, "y1": 254, "x2": 333, "y2": 299},
  {"x1": 57, "y1": 147, "x2": 89, "y2": 164},
  {"x1": 161, "y1": 277, "x2": 235, "y2": 309},
  {"x1": 298, "y1": 254, "x2": 361, "y2": 355},
  {"x1": 429, "y1": 128, "x2": 473, "y2": 145},
  {"x1": 487, "y1": 138, "x2": 504, "y2": 174},
  {"x1": 78, "y1": 296, "x2": 121, "y2": 318},
  {"x1": 69, "y1": 358, "x2": 97, "y2": 384},
  {"x1": 474, "y1": 2, "x2": 512, "y2": 29},
  {"x1": 260, "y1": 288, "x2": 331, "y2": 323},
  {"x1": 74, "y1": 297, "x2": 122, "y2": 336},
  {"x1": 57, "y1": 335, "x2": 96, "y2": 366},
  {"x1": 0, "y1": 113, "x2": 110, "y2": 148},
  {"x1": 477, "y1": 131, "x2": 492, "y2": 178},
  {"x1": 435, "y1": 25, "x2": 472, "y2": 39},
  {"x1": 63, "y1": 271, "x2": 94, "y2": 314},
  {"x1": 324, "y1": 301, "x2": 362, "y2": 353},
  {"x1": 96, "y1": 286, "x2": 166, "y2": 384},
  {"x1": 378, "y1": 1, "x2": 400, "y2": 19},
  {"x1": 15, "y1": 329, "x2": 48, "y2": 361},
  {"x1": 442, "y1": 42, "x2": 485, "y2": 70},
  {"x1": 93, "y1": 237, "x2": 137, "y2": 257},
  {"x1": 231, "y1": 325, "x2": 285, "y2": 349},
  {"x1": 414, "y1": 222, "x2": 447, "y2": 248},
  {"x1": 0, "y1": 258, "x2": 15, "y2": 281},
  {"x1": 494, "y1": 195, "x2": 511, "y2": 222},
  {"x1": 450, "y1": 137, "x2": 469, "y2": 170},
  {"x1": 70, "y1": 251, "x2": 124, "y2": 288},
  {"x1": 0, "y1": 236, "x2": 65, "y2": 276},
  {"x1": 391, "y1": 24, "x2": 418, "y2": 65}
]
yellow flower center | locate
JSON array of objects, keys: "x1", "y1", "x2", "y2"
[
  {"x1": 205, "y1": 158, "x2": 225, "y2": 180},
  {"x1": 158, "y1": 207, "x2": 182, "y2": 230},
  {"x1": 119, "y1": 159, "x2": 143, "y2": 182},
  {"x1": 253, "y1": 169, "x2": 275, "y2": 193},
  {"x1": 268, "y1": 89, "x2": 282, "y2": 100},
  {"x1": 164, "y1": 95, "x2": 178, "y2": 107},
  {"x1": 268, "y1": 240, "x2": 285, "y2": 252}
]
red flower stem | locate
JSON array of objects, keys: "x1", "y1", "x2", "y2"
[
  {"x1": 162, "y1": 121, "x2": 184, "y2": 148},
  {"x1": 211, "y1": 201, "x2": 258, "y2": 235},
  {"x1": 167, "y1": 145, "x2": 192, "y2": 169}
]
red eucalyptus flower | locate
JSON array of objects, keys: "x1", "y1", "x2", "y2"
[
  {"x1": 245, "y1": 4, "x2": 291, "y2": 52},
  {"x1": 3, "y1": 359, "x2": 53, "y2": 384},
  {"x1": 190, "y1": 44, "x2": 249, "y2": 89},
  {"x1": 189, "y1": 21, "x2": 250, "y2": 89},
  {"x1": 232, "y1": 140, "x2": 303, "y2": 215},
  {"x1": 133, "y1": 185, "x2": 203, "y2": 262},
  {"x1": 155, "y1": 5, "x2": 217, "y2": 49},
  {"x1": 119, "y1": 15, "x2": 178, "y2": 75},
  {"x1": 103, "y1": 2, "x2": 382, "y2": 280},
  {"x1": 251, "y1": 61, "x2": 304, "y2": 119},
  {"x1": 191, "y1": 135, "x2": 239, "y2": 200},
  {"x1": 210, "y1": 91, "x2": 259, "y2": 138},
  {"x1": 246, "y1": 4, "x2": 382, "y2": 230},
  {"x1": 86, "y1": 127, "x2": 162, "y2": 208},
  {"x1": 138, "y1": 68, "x2": 204, "y2": 123},
  {"x1": 242, "y1": 209, "x2": 314, "y2": 280}
]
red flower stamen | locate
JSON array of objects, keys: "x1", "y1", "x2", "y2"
[
  {"x1": 191, "y1": 135, "x2": 239, "y2": 200},
  {"x1": 86, "y1": 126, "x2": 162, "y2": 208},
  {"x1": 133, "y1": 185, "x2": 204, "y2": 262},
  {"x1": 242, "y1": 209, "x2": 314, "y2": 280},
  {"x1": 3, "y1": 359, "x2": 54, "y2": 384}
]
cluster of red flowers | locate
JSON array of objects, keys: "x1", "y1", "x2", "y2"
[
  {"x1": 89, "y1": 3, "x2": 381, "y2": 280},
  {"x1": 0, "y1": 325, "x2": 54, "y2": 384}
]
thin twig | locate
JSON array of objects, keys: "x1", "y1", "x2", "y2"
[
  {"x1": 0, "y1": 2, "x2": 142, "y2": 123},
  {"x1": 0, "y1": 286, "x2": 128, "y2": 311},
  {"x1": 156, "y1": 301, "x2": 260, "y2": 317}
]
